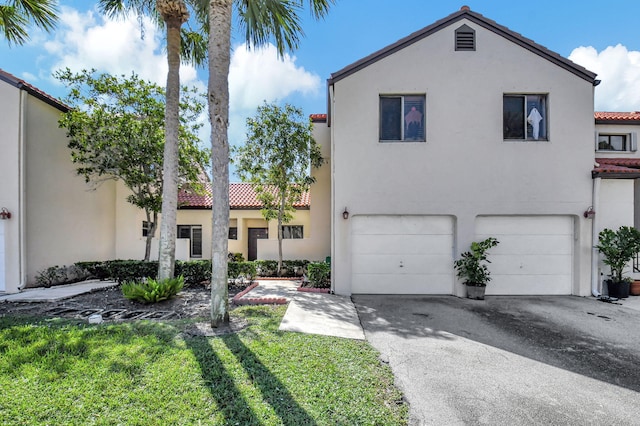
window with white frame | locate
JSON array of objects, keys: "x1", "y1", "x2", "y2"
[
  {"x1": 281, "y1": 225, "x2": 303, "y2": 239},
  {"x1": 142, "y1": 221, "x2": 152, "y2": 237},
  {"x1": 177, "y1": 225, "x2": 203, "y2": 258},
  {"x1": 503, "y1": 94, "x2": 548, "y2": 141},
  {"x1": 380, "y1": 95, "x2": 425, "y2": 142},
  {"x1": 597, "y1": 133, "x2": 637, "y2": 152}
]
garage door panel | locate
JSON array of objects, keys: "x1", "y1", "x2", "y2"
[
  {"x1": 475, "y1": 216, "x2": 573, "y2": 295},
  {"x1": 351, "y1": 215, "x2": 454, "y2": 294},
  {"x1": 352, "y1": 274, "x2": 453, "y2": 294},
  {"x1": 352, "y1": 215, "x2": 452, "y2": 235},
  {"x1": 353, "y1": 254, "x2": 453, "y2": 275},
  {"x1": 352, "y1": 234, "x2": 452, "y2": 255},
  {"x1": 490, "y1": 255, "x2": 572, "y2": 275},
  {"x1": 476, "y1": 216, "x2": 573, "y2": 235},
  {"x1": 478, "y1": 235, "x2": 573, "y2": 256}
]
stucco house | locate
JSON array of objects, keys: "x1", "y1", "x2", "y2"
[{"x1": 316, "y1": 6, "x2": 601, "y2": 297}]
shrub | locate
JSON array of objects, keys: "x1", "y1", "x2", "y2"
[
  {"x1": 228, "y1": 252, "x2": 245, "y2": 262},
  {"x1": 282, "y1": 260, "x2": 309, "y2": 277},
  {"x1": 228, "y1": 261, "x2": 257, "y2": 281},
  {"x1": 106, "y1": 260, "x2": 158, "y2": 283},
  {"x1": 307, "y1": 262, "x2": 331, "y2": 288},
  {"x1": 254, "y1": 260, "x2": 278, "y2": 277},
  {"x1": 75, "y1": 261, "x2": 110, "y2": 280},
  {"x1": 35, "y1": 266, "x2": 67, "y2": 288},
  {"x1": 175, "y1": 260, "x2": 211, "y2": 286},
  {"x1": 121, "y1": 276, "x2": 184, "y2": 303}
]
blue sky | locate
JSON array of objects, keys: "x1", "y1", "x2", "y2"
[{"x1": 2, "y1": 0, "x2": 640, "y2": 172}]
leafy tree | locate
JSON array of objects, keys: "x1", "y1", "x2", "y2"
[
  {"x1": 0, "y1": 0, "x2": 58, "y2": 45},
  {"x1": 207, "y1": 0, "x2": 334, "y2": 327},
  {"x1": 56, "y1": 68, "x2": 209, "y2": 261},
  {"x1": 234, "y1": 102, "x2": 323, "y2": 275}
]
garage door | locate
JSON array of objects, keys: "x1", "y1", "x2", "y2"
[
  {"x1": 351, "y1": 215, "x2": 454, "y2": 294},
  {"x1": 475, "y1": 216, "x2": 573, "y2": 295}
]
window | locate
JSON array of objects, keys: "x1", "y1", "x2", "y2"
[
  {"x1": 503, "y1": 94, "x2": 548, "y2": 140},
  {"x1": 229, "y1": 227, "x2": 238, "y2": 240},
  {"x1": 455, "y1": 24, "x2": 475, "y2": 51},
  {"x1": 142, "y1": 221, "x2": 153, "y2": 237},
  {"x1": 380, "y1": 95, "x2": 425, "y2": 142},
  {"x1": 177, "y1": 225, "x2": 203, "y2": 258},
  {"x1": 597, "y1": 134, "x2": 637, "y2": 152},
  {"x1": 281, "y1": 225, "x2": 303, "y2": 239}
]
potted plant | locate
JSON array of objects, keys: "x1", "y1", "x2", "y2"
[
  {"x1": 454, "y1": 237, "x2": 499, "y2": 300},
  {"x1": 596, "y1": 226, "x2": 640, "y2": 299}
]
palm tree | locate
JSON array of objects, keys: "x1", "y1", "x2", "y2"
[
  {"x1": 0, "y1": 0, "x2": 58, "y2": 45},
  {"x1": 100, "y1": 0, "x2": 335, "y2": 326},
  {"x1": 208, "y1": 0, "x2": 334, "y2": 327},
  {"x1": 100, "y1": 0, "x2": 208, "y2": 281}
]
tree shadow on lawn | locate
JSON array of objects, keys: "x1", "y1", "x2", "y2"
[{"x1": 185, "y1": 332, "x2": 317, "y2": 425}]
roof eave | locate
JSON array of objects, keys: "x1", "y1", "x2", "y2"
[{"x1": 328, "y1": 9, "x2": 597, "y2": 87}]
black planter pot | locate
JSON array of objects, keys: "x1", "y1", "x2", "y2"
[{"x1": 606, "y1": 279, "x2": 630, "y2": 299}]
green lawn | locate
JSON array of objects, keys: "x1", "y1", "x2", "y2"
[{"x1": 0, "y1": 306, "x2": 407, "y2": 425}]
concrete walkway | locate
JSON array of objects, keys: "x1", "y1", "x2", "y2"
[
  {"x1": 0, "y1": 279, "x2": 366, "y2": 340},
  {"x1": 0, "y1": 280, "x2": 118, "y2": 302}
]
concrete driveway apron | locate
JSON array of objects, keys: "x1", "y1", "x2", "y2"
[{"x1": 354, "y1": 295, "x2": 640, "y2": 426}]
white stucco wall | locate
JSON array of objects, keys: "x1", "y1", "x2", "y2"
[
  {"x1": 24, "y1": 95, "x2": 116, "y2": 285},
  {"x1": 331, "y1": 18, "x2": 595, "y2": 295},
  {"x1": 0, "y1": 81, "x2": 21, "y2": 292}
]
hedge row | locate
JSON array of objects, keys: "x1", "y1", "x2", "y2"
[{"x1": 72, "y1": 259, "x2": 324, "y2": 286}]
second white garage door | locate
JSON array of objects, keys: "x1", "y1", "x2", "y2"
[
  {"x1": 475, "y1": 216, "x2": 574, "y2": 295},
  {"x1": 351, "y1": 215, "x2": 454, "y2": 294}
]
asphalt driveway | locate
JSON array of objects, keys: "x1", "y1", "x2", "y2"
[{"x1": 354, "y1": 295, "x2": 640, "y2": 426}]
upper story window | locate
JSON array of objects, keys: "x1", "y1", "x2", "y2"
[
  {"x1": 503, "y1": 94, "x2": 548, "y2": 141},
  {"x1": 281, "y1": 225, "x2": 303, "y2": 239},
  {"x1": 380, "y1": 95, "x2": 425, "y2": 142},
  {"x1": 597, "y1": 133, "x2": 637, "y2": 152}
]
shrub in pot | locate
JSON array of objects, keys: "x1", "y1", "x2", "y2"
[
  {"x1": 596, "y1": 226, "x2": 640, "y2": 298},
  {"x1": 454, "y1": 237, "x2": 499, "y2": 300}
]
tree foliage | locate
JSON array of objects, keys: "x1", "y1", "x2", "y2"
[
  {"x1": 55, "y1": 68, "x2": 209, "y2": 261},
  {"x1": 234, "y1": 102, "x2": 323, "y2": 275},
  {"x1": 0, "y1": 0, "x2": 58, "y2": 45}
]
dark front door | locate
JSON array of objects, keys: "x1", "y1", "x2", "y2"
[{"x1": 248, "y1": 228, "x2": 269, "y2": 261}]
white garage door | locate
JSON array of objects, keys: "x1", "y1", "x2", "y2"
[
  {"x1": 351, "y1": 215, "x2": 454, "y2": 294},
  {"x1": 475, "y1": 216, "x2": 573, "y2": 295}
]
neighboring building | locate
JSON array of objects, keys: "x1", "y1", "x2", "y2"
[
  {"x1": 0, "y1": 69, "x2": 329, "y2": 293},
  {"x1": 592, "y1": 112, "x2": 640, "y2": 280},
  {"x1": 173, "y1": 181, "x2": 330, "y2": 262},
  {"x1": 0, "y1": 70, "x2": 116, "y2": 294},
  {"x1": 316, "y1": 6, "x2": 599, "y2": 296}
]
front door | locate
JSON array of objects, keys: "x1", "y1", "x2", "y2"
[{"x1": 248, "y1": 228, "x2": 268, "y2": 261}]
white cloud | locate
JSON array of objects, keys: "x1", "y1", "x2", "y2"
[
  {"x1": 227, "y1": 42, "x2": 322, "y2": 150},
  {"x1": 21, "y1": 71, "x2": 37, "y2": 82},
  {"x1": 229, "y1": 43, "x2": 321, "y2": 113},
  {"x1": 43, "y1": 6, "x2": 199, "y2": 88},
  {"x1": 569, "y1": 44, "x2": 640, "y2": 111}
]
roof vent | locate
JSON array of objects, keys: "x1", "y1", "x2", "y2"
[{"x1": 455, "y1": 24, "x2": 475, "y2": 51}]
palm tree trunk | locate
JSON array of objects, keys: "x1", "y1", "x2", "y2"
[
  {"x1": 157, "y1": 0, "x2": 189, "y2": 280},
  {"x1": 208, "y1": 0, "x2": 232, "y2": 327},
  {"x1": 277, "y1": 192, "x2": 285, "y2": 276}
]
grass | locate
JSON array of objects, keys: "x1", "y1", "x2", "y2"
[{"x1": 0, "y1": 306, "x2": 407, "y2": 425}]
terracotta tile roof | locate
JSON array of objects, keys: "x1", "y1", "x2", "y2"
[
  {"x1": 178, "y1": 183, "x2": 310, "y2": 209},
  {"x1": 595, "y1": 111, "x2": 640, "y2": 124},
  {"x1": 593, "y1": 158, "x2": 640, "y2": 177},
  {"x1": 310, "y1": 113, "x2": 327, "y2": 122},
  {"x1": 0, "y1": 68, "x2": 69, "y2": 112}
]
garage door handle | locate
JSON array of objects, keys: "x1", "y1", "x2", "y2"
[{"x1": 399, "y1": 261, "x2": 404, "y2": 268}]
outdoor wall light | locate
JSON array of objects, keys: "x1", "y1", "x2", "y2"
[
  {"x1": 342, "y1": 207, "x2": 349, "y2": 220},
  {"x1": 0, "y1": 207, "x2": 11, "y2": 220},
  {"x1": 583, "y1": 206, "x2": 595, "y2": 219}
]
